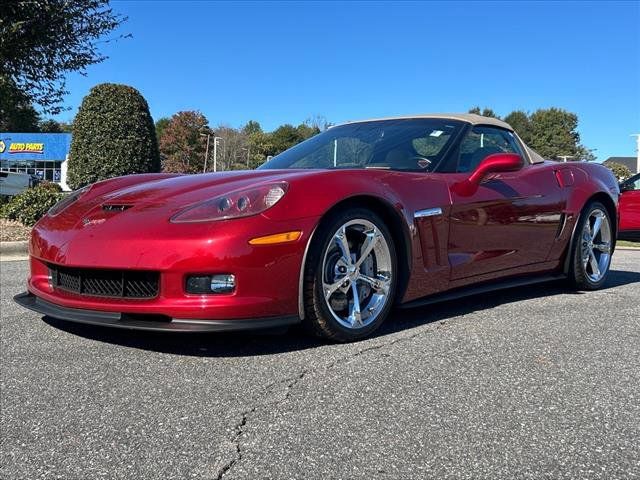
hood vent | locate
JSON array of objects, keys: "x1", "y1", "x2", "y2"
[{"x1": 102, "y1": 204, "x2": 133, "y2": 212}]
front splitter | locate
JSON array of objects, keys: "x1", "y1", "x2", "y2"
[{"x1": 14, "y1": 292, "x2": 301, "y2": 332}]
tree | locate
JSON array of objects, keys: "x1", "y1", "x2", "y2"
[
  {"x1": 528, "y1": 108, "x2": 585, "y2": 160},
  {"x1": 605, "y1": 162, "x2": 632, "y2": 182},
  {"x1": 468, "y1": 107, "x2": 499, "y2": 118},
  {"x1": 503, "y1": 110, "x2": 532, "y2": 144},
  {"x1": 67, "y1": 83, "x2": 160, "y2": 189},
  {"x1": 269, "y1": 123, "x2": 320, "y2": 156},
  {"x1": 242, "y1": 120, "x2": 262, "y2": 136},
  {"x1": 0, "y1": 77, "x2": 40, "y2": 131},
  {"x1": 158, "y1": 111, "x2": 210, "y2": 173},
  {"x1": 0, "y1": 0, "x2": 126, "y2": 114},
  {"x1": 155, "y1": 117, "x2": 170, "y2": 141},
  {"x1": 39, "y1": 119, "x2": 73, "y2": 133},
  {"x1": 246, "y1": 130, "x2": 275, "y2": 168}
]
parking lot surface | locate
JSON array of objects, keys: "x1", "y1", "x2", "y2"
[{"x1": 1, "y1": 252, "x2": 639, "y2": 479}]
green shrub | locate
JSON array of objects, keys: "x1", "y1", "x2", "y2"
[
  {"x1": 38, "y1": 181, "x2": 63, "y2": 192},
  {"x1": 0, "y1": 195, "x2": 10, "y2": 217},
  {"x1": 1, "y1": 184, "x2": 63, "y2": 226},
  {"x1": 68, "y1": 83, "x2": 160, "y2": 189},
  {"x1": 606, "y1": 162, "x2": 632, "y2": 182}
]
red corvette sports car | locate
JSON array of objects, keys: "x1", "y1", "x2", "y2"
[
  {"x1": 15, "y1": 114, "x2": 620, "y2": 341},
  {"x1": 619, "y1": 172, "x2": 640, "y2": 241}
]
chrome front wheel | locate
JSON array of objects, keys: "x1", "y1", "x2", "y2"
[
  {"x1": 303, "y1": 209, "x2": 397, "y2": 342},
  {"x1": 321, "y1": 219, "x2": 393, "y2": 330}
]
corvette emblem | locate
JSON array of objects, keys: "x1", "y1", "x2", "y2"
[{"x1": 82, "y1": 218, "x2": 106, "y2": 227}]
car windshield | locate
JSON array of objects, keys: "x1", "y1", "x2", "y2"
[{"x1": 259, "y1": 118, "x2": 463, "y2": 171}]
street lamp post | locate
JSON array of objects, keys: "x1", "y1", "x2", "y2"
[
  {"x1": 242, "y1": 146, "x2": 251, "y2": 169},
  {"x1": 632, "y1": 134, "x2": 640, "y2": 173},
  {"x1": 212, "y1": 137, "x2": 223, "y2": 172}
]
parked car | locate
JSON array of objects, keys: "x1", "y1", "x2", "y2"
[
  {"x1": 0, "y1": 171, "x2": 40, "y2": 197},
  {"x1": 14, "y1": 114, "x2": 620, "y2": 342},
  {"x1": 619, "y1": 172, "x2": 640, "y2": 241}
]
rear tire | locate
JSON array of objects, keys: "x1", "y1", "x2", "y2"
[
  {"x1": 569, "y1": 201, "x2": 613, "y2": 290},
  {"x1": 302, "y1": 208, "x2": 397, "y2": 342}
]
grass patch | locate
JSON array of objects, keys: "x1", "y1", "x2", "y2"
[{"x1": 617, "y1": 240, "x2": 640, "y2": 248}]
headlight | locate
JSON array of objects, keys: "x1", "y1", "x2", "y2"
[
  {"x1": 170, "y1": 182, "x2": 288, "y2": 223},
  {"x1": 48, "y1": 185, "x2": 91, "y2": 216}
]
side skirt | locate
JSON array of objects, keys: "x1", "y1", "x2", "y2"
[{"x1": 398, "y1": 273, "x2": 567, "y2": 310}]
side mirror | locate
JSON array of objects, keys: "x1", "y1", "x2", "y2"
[
  {"x1": 468, "y1": 153, "x2": 524, "y2": 185},
  {"x1": 452, "y1": 153, "x2": 524, "y2": 197}
]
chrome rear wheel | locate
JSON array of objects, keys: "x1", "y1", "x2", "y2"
[
  {"x1": 570, "y1": 201, "x2": 613, "y2": 290},
  {"x1": 580, "y1": 208, "x2": 612, "y2": 283}
]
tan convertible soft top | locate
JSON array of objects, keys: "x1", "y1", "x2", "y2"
[
  {"x1": 340, "y1": 113, "x2": 545, "y2": 164},
  {"x1": 341, "y1": 113, "x2": 513, "y2": 130}
]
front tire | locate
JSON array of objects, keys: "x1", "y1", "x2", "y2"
[
  {"x1": 303, "y1": 208, "x2": 397, "y2": 342},
  {"x1": 569, "y1": 201, "x2": 613, "y2": 290}
]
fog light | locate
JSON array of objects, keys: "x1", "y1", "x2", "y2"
[
  {"x1": 210, "y1": 274, "x2": 235, "y2": 294},
  {"x1": 186, "y1": 274, "x2": 235, "y2": 294}
]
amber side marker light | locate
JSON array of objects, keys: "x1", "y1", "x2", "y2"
[{"x1": 248, "y1": 231, "x2": 302, "y2": 245}]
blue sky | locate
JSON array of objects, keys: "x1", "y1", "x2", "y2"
[{"x1": 55, "y1": 1, "x2": 640, "y2": 161}]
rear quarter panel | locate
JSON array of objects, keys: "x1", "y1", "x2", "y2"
[{"x1": 546, "y1": 162, "x2": 619, "y2": 263}]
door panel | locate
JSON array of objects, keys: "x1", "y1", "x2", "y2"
[
  {"x1": 620, "y1": 174, "x2": 640, "y2": 232},
  {"x1": 448, "y1": 165, "x2": 566, "y2": 280},
  {"x1": 620, "y1": 190, "x2": 640, "y2": 232}
]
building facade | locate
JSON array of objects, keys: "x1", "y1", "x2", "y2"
[{"x1": 0, "y1": 133, "x2": 71, "y2": 190}]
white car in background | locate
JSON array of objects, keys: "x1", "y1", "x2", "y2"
[{"x1": 0, "y1": 172, "x2": 39, "y2": 197}]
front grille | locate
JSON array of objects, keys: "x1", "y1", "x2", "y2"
[{"x1": 49, "y1": 265, "x2": 159, "y2": 299}]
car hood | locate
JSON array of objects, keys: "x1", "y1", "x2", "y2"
[
  {"x1": 97, "y1": 170, "x2": 311, "y2": 206},
  {"x1": 59, "y1": 169, "x2": 322, "y2": 220}
]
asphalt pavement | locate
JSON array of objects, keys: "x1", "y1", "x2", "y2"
[{"x1": 1, "y1": 252, "x2": 639, "y2": 479}]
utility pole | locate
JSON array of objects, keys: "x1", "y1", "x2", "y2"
[
  {"x1": 558, "y1": 155, "x2": 574, "y2": 163},
  {"x1": 199, "y1": 127, "x2": 213, "y2": 173},
  {"x1": 202, "y1": 134, "x2": 211, "y2": 173}
]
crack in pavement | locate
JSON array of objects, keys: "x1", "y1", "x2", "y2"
[{"x1": 213, "y1": 320, "x2": 448, "y2": 479}]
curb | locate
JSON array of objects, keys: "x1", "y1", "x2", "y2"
[{"x1": 0, "y1": 240, "x2": 29, "y2": 256}]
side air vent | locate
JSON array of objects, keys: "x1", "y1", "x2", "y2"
[{"x1": 102, "y1": 204, "x2": 133, "y2": 212}]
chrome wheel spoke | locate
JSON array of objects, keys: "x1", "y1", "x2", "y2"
[
  {"x1": 354, "y1": 229, "x2": 379, "y2": 269},
  {"x1": 594, "y1": 242, "x2": 610, "y2": 253},
  {"x1": 324, "y1": 277, "x2": 347, "y2": 301},
  {"x1": 588, "y1": 251, "x2": 600, "y2": 278},
  {"x1": 591, "y1": 214, "x2": 603, "y2": 239},
  {"x1": 358, "y1": 274, "x2": 391, "y2": 294},
  {"x1": 348, "y1": 281, "x2": 362, "y2": 327},
  {"x1": 334, "y1": 227, "x2": 353, "y2": 265}
]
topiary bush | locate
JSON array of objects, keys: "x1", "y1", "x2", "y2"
[
  {"x1": 1, "y1": 184, "x2": 63, "y2": 226},
  {"x1": 67, "y1": 83, "x2": 160, "y2": 189}
]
